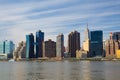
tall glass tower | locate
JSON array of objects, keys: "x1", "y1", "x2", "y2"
[
  {"x1": 89, "y1": 30, "x2": 103, "y2": 57},
  {"x1": 26, "y1": 33, "x2": 34, "y2": 59},
  {"x1": 4, "y1": 40, "x2": 14, "y2": 54},
  {"x1": 36, "y1": 30, "x2": 44, "y2": 58},
  {"x1": 0, "y1": 40, "x2": 15, "y2": 58}
]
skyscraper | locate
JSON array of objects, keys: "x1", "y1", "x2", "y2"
[
  {"x1": 43, "y1": 39, "x2": 56, "y2": 58},
  {"x1": 26, "y1": 33, "x2": 34, "y2": 59},
  {"x1": 56, "y1": 34, "x2": 64, "y2": 58},
  {"x1": 36, "y1": 30, "x2": 44, "y2": 58},
  {"x1": 0, "y1": 40, "x2": 15, "y2": 58},
  {"x1": 83, "y1": 27, "x2": 90, "y2": 52},
  {"x1": 89, "y1": 30, "x2": 103, "y2": 57},
  {"x1": 85, "y1": 26, "x2": 89, "y2": 40},
  {"x1": 4, "y1": 40, "x2": 15, "y2": 54},
  {"x1": 68, "y1": 31, "x2": 80, "y2": 57}
]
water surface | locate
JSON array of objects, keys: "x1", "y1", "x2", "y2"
[{"x1": 0, "y1": 61, "x2": 120, "y2": 80}]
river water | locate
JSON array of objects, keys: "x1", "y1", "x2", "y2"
[{"x1": 0, "y1": 61, "x2": 120, "y2": 80}]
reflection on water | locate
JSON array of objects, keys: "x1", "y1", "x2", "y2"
[{"x1": 0, "y1": 61, "x2": 120, "y2": 80}]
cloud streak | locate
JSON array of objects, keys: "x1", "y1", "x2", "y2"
[{"x1": 0, "y1": 0, "x2": 120, "y2": 46}]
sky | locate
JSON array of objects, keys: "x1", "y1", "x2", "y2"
[{"x1": 0, "y1": 0, "x2": 120, "y2": 47}]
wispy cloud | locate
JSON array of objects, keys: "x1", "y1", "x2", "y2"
[{"x1": 0, "y1": 0, "x2": 120, "y2": 46}]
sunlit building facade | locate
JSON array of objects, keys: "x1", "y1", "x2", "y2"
[
  {"x1": 106, "y1": 32, "x2": 120, "y2": 58},
  {"x1": 56, "y1": 34, "x2": 64, "y2": 58},
  {"x1": 83, "y1": 27, "x2": 90, "y2": 54}
]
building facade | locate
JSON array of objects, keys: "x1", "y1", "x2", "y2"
[
  {"x1": 56, "y1": 34, "x2": 64, "y2": 58},
  {"x1": 112, "y1": 32, "x2": 120, "y2": 41},
  {"x1": 4, "y1": 40, "x2": 14, "y2": 53},
  {"x1": 36, "y1": 30, "x2": 44, "y2": 58},
  {"x1": 0, "y1": 41, "x2": 5, "y2": 54},
  {"x1": 76, "y1": 50, "x2": 87, "y2": 59},
  {"x1": 83, "y1": 27, "x2": 90, "y2": 54},
  {"x1": 106, "y1": 32, "x2": 120, "y2": 58},
  {"x1": 13, "y1": 41, "x2": 26, "y2": 60},
  {"x1": 103, "y1": 40, "x2": 106, "y2": 57},
  {"x1": 68, "y1": 31, "x2": 80, "y2": 57},
  {"x1": 116, "y1": 50, "x2": 120, "y2": 58},
  {"x1": 26, "y1": 33, "x2": 34, "y2": 59},
  {"x1": 0, "y1": 40, "x2": 15, "y2": 59},
  {"x1": 43, "y1": 39, "x2": 56, "y2": 58},
  {"x1": 89, "y1": 30, "x2": 103, "y2": 57},
  {"x1": 106, "y1": 40, "x2": 115, "y2": 58}
]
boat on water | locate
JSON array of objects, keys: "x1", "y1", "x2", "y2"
[{"x1": 9, "y1": 59, "x2": 15, "y2": 62}]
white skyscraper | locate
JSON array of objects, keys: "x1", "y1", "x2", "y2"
[{"x1": 56, "y1": 34, "x2": 64, "y2": 58}]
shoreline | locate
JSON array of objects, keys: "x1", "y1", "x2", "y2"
[{"x1": 0, "y1": 58, "x2": 120, "y2": 62}]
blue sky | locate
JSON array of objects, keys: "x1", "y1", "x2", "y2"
[{"x1": 0, "y1": 0, "x2": 120, "y2": 46}]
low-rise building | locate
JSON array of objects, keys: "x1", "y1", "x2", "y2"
[
  {"x1": 0, "y1": 54, "x2": 7, "y2": 60},
  {"x1": 76, "y1": 50, "x2": 87, "y2": 59},
  {"x1": 116, "y1": 50, "x2": 120, "y2": 59}
]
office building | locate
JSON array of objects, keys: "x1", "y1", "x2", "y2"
[
  {"x1": 26, "y1": 33, "x2": 34, "y2": 59},
  {"x1": 68, "y1": 31, "x2": 80, "y2": 57},
  {"x1": 116, "y1": 50, "x2": 120, "y2": 58},
  {"x1": 76, "y1": 50, "x2": 87, "y2": 59},
  {"x1": 106, "y1": 40, "x2": 115, "y2": 58},
  {"x1": 106, "y1": 32, "x2": 120, "y2": 58},
  {"x1": 83, "y1": 27, "x2": 90, "y2": 57},
  {"x1": 89, "y1": 30, "x2": 103, "y2": 57},
  {"x1": 13, "y1": 41, "x2": 26, "y2": 60},
  {"x1": 85, "y1": 26, "x2": 89, "y2": 40},
  {"x1": 0, "y1": 54, "x2": 7, "y2": 59},
  {"x1": 56, "y1": 34, "x2": 64, "y2": 58},
  {"x1": 83, "y1": 27, "x2": 90, "y2": 53},
  {"x1": 0, "y1": 40, "x2": 15, "y2": 59},
  {"x1": 36, "y1": 30, "x2": 44, "y2": 58},
  {"x1": 0, "y1": 41, "x2": 5, "y2": 54},
  {"x1": 112, "y1": 32, "x2": 120, "y2": 41},
  {"x1": 4, "y1": 40, "x2": 15, "y2": 53},
  {"x1": 103, "y1": 40, "x2": 106, "y2": 57},
  {"x1": 43, "y1": 39, "x2": 56, "y2": 58},
  {"x1": 106, "y1": 40, "x2": 120, "y2": 58}
]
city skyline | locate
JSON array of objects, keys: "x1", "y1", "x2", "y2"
[{"x1": 0, "y1": 0, "x2": 120, "y2": 46}]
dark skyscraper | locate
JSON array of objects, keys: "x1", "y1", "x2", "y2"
[
  {"x1": 36, "y1": 30, "x2": 44, "y2": 58},
  {"x1": 68, "y1": 31, "x2": 80, "y2": 57},
  {"x1": 112, "y1": 32, "x2": 120, "y2": 41},
  {"x1": 43, "y1": 39, "x2": 56, "y2": 58},
  {"x1": 26, "y1": 33, "x2": 34, "y2": 59},
  {"x1": 89, "y1": 30, "x2": 103, "y2": 57}
]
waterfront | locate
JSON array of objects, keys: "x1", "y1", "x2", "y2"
[{"x1": 0, "y1": 61, "x2": 120, "y2": 80}]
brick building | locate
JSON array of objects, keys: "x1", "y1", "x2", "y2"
[{"x1": 43, "y1": 39, "x2": 56, "y2": 58}]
